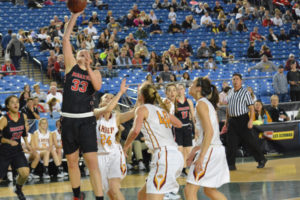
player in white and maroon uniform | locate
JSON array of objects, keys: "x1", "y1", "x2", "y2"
[
  {"x1": 124, "y1": 83, "x2": 184, "y2": 200},
  {"x1": 184, "y1": 77, "x2": 229, "y2": 200},
  {"x1": 95, "y1": 89, "x2": 136, "y2": 200}
]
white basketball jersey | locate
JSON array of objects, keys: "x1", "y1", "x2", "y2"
[
  {"x1": 141, "y1": 104, "x2": 177, "y2": 151},
  {"x1": 194, "y1": 98, "x2": 222, "y2": 146},
  {"x1": 53, "y1": 130, "x2": 62, "y2": 146},
  {"x1": 96, "y1": 113, "x2": 119, "y2": 153},
  {"x1": 37, "y1": 130, "x2": 50, "y2": 148}
]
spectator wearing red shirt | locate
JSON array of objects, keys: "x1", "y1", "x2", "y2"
[
  {"x1": 53, "y1": 54, "x2": 64, "y2": 81},
  {"x1": 262, "y1": 15, "x2": 273, "y2": 27},
  {"x1": 1, "y1": 59, "x2": 17, "y2": 76},
  {"x1": 273, "y1": 0, "x2": 291, "y2": 12},
  {"x1": 250, "y1": 27, "x2": 266, "y2": 42}
]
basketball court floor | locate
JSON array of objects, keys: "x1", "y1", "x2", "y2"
[{"x1": 1, "y1": 155, "x2": 300, "y2": 200}]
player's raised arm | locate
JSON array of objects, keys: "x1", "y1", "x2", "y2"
[{"x1": 63, "y1": 12, "x2": 82, "y2": 74}]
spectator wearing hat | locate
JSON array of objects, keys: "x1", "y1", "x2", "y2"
[
  {"x1": 285, "y1": 54, "x2": 300, "y2": 71},
  {"x1": 1, "y1": 59, "x2": 17, "y2": 76},
  {"x1": 248, "y1": 55, "x2": 277, "y2": 72},
  {"x1": 273, "y1": 65, "x2": 289, "y2": 102}
]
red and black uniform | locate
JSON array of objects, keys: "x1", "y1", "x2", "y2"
[
  {"x1": 61, "y1": 64, "x2": 97, "y2": 155},
  {"x1": 0, "y1": 113, "x2": 28, "y2": 178},
  {"x1": 174, "y1": 98, "x2": 193, "y2": 147}
]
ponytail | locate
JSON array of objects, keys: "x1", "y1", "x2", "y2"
[
  {"x1": 208, "y1": 84, "x2": 219, "y2": 109},
  {"x1": 155, "y1": 92, "x2": 170, "y2": 113},
  {"x1": 196, "y1": 77, "x2": 219, "y2": 109}
]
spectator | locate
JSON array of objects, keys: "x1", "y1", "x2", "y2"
[
  {"x1": 204, "y1": 57, "x2": 217, "y2": 70},
  {"x1": 6, "y1": 33, "x2": 25, "y2": 70},
  {"x1": 248, "y1": 55, "x2": 277, "y2": 72},
  {"x1": 149, "y1": 10, "x2": 157, "y2": 21},
  {"x1": 105, "y1": 10, "x2": 113, "y2": 24},
  {"x1": 181, "y1": 71, "x2": 190, "y2": 83},
  {"x1": 221, "y1": 40, "x2": 231, "y2": 54},
  {"x1": 47, "y1": 50, "x2": 57, "y2": 78},
  {"x1": 179, "y1": 0, "x2": 190, "y2": 11},
  {"x1": 278, "y1": 28, "x2": 290, "y2": 42},
  {"x1": 134, "y1": 40, "x2": 149, "y2": 59},
  {"x1": 259, "y1": 45, "x2": 272, "y2": 58},
  {"x1": 273, "y1": 65, "x2": 289, "y2": 102},
  {"x1": 283, "y1": 10, "x2": 293, "y2": 24},
  {"x1": 191, "y1": 19, "x2": 200, "y2": 30},
  {"x1": 97, "y1": 34, "x2": 108, "y2": 50},
  {"x1": 159, "y1": 64, "x2": 172, "y2": 82},
  {"x1": 218, "y1": 10, "x2": 227, "y2": 21},
  {"x1": 89, "y1": 12, "x2": 100, "y2": 25},
  {"x1": 252, "y1": 100, "x2": 272, "y2": 123},
  {"x1": 125, "y1": 13, "x2": 135, "y2": 28},
  {"x1": 203, "y1": 3, "x2": 212, "y2": 13},
  {"x1": 116, "y1": 50, "x2": 132, "y2": 68},
  {"x1": 247, "y1": 86, "x2": 257, "y2": 102},
  {"x1": 181, "y1": 15, "x2": 192, "y2": 30},
  {"x1": 46, "y1": 84, "x2": 62, "y2": 103},
  {"x1": 134, "y1": 25, "x2": 148, "y2": 39},
  {"x1": 21, "y1": 98, "x2": 40, "y2": 120},
  {"x1": 40, "y1": 36, "x2": 54, "y2": 52},
  {"x1": 268, "y1": 95, "x2": 289, "y2": 122},
  {"x1": 53, "y1": 54, "x2": 64, "y2": 81},
  {"x1": 87, "y1": 22, "x2": 98, "y2": 36},
  {"x1": 285, "y1": 54, "x2": 300, "y2": 71},
  {"x1": 197, "y1": 41, "x2": 212, "y2": 58},
  {"x1": 143, "y1": 15, "x2": 152, "y2": 27},
  {"x1": 236, "y1": 8, "x2": 243, "y2": 20},
  {"x1": 213, "y1": 1, "x2": 224, "y2": 16},
  {"x1": 289, "y1": 23, "x2": 300, "y2": 38},
  {"x1": 200, "y1": 12, "x2": 213, "y2": 27},
  {"x1": 287, "y1": 61, "x2": 300, "y2": 101},
  {"x1": 236, "y1": 19, "x2": 248, "y2": 32},
  {"x1": 148, "y1": 58, "x2": 158, "y2": 73},
  {"x1": 161, "y1": 0, "x2": 171, "y2": 9},
  {"x1": 44, "y1": 97, "x2": 61, "y2": 114},
  {"x1": 167, "y1": 19, "x2": 182, "y2": 33},
  {"x1": 32, "y1": 84, "x2": 47, "y2": 103},
  {"x1": 262, "y1": 15, "x2": 273, "y2": 27},
  {"x1": 193, "y1": 2, "x2": 205, "y2": 15},
  {"x1": 250, "y1": 27, "x2": 266, "y2": 42},
  {"x1": 77, "y1": 12, "x2": 89, "y2": 26},
  {"x1": 168, "y1": 7, "x2": 177, "y2": 21},
  {"x1": 209, "y1": 38, "x2": 220, "y2": 54},
  {"x1": 183, "y1": 39, "x2": 193, "y2": 55},
  {"x1": 268, "y1": 28, "x2": 279, "y2": 42},
  {"x1": 226, "y1": 19, "x2": 236, "y2": 34},
  {"x1": 170, "y1": 0, "x2": 178, "y2": 11},
  {"x1": 247, "y1": 41, "x2": 260, "y2": 59},
  {"x1": 94, "y1": 0, "x2": 108, "y2": 10},
  {"x1": 19, "y1": 85, "x2": 31, "y2": 109},
  {"x1": 178, "y1": 41, "x2": 190, "y2": 60},
  {"x1": 169, "y1": 73, "x2": 177, "y2": 82},
  {"x1": 273, "y1": 0, "x2": 291, "y2": 12},
  {"x1": 272, "y1": 14, "x2": 283, "y2": 27},
  {"x1": 131, "y1": 4, "x2": 141, "y2": 18},
  {"x1": 219, "y1": 86, "x2": 231, "y2": 106},
  {"x1": 1, "y1": 30, "x2": 12, "y2": 57},
  {"x1": 1, "y1": 59, "x2": 16, "y2": 76},
  {"x1": 218, "y1": 20, "x2": 227, "y2": 32},
  {"x1": 183, "y1": 57, "x2": 192, "y2": 70},
  {"x1": 150, "y1": 20, "x2": 162, "y2": 34},
  {"x1": 131, "y1": 52, "x2": 143, "y2": 68},
  {"x1": 152, "y1": 0, "x2": 162, "y2": 9}
]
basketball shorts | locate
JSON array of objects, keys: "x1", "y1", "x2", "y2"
[
  {"x1": 97, "y1": 144, "x2": 127, "y2": 193},
  {"x1": 174, "y1": 125, "x2": 193, "y2": 147},
  {"x1": 0, "y1": 151, "x2": 29, "y2": 179},
  {"x1": 187, "y1": 145, "x2": 230, "y2": 188},
  {"x1": 146, "y1": 146, "x2": 183, "y2": 194},
  {"x1": 61, "y1": 116, "x2": 97, "y2": 155}
]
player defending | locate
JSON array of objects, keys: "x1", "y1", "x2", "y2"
[{"x1": 62, "y1": 12, "x2": 103, "y2": 200}]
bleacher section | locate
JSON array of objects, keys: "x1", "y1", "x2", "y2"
[{"x1": 0, "y1": 0, "x2": 299, "y2": 105}]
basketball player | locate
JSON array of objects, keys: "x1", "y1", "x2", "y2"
[
  {"x1": 174, "y1": 83, "x2": 195, "y2": 177},
  {"x1": 95, "y1": 82, "x2": 136, "y2": 200},
  {"x1": 0, "y1": 95, "x2": 30, "y2": 200},
  {"x1": 184, "y1": 77, "x2": 230, "y2": 200},
  {"x1": 50, "y1": 120, "x2": 67, "y2": 177},
  {"x1": 124, "y1": 83, "x2": 184, "y2": 200},
  {"x1": 163, "y1": 83, "x2": 177, "y2": 115},
  {"x1": 62, "y1": 11, "x2": 103, "y2": 200}
]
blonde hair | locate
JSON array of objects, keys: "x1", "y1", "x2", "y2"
[{"x1": 38, "y1": 118, "x2": 48, "y2": 130}]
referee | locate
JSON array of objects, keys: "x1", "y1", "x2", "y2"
[{"x1": 225, "y1": 73, "x2": 267, "y2": 170}]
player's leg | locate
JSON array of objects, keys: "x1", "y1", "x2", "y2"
[
  {"x1": 184, "y1": 183, "x2": 200, "y2": 200},
  {"x1": 13, "y1": 152, "x2": 30, "y2": 200},
  {"x1": 40, "y1": 151, "x2": 50, "y2": 178},
  {"x1": 147, "y1": 193, "x2": 164, "y2": 200},
  {"x1": 107, "y1": 178, "x2": 124, "y2": 200},
  {"x1": 83, "y1": 152, "x2": 103, "y2": 197},
  {"x1": 66, "y1": 149, "x2": 80, "y2": 187},
  {"x1": 203, "y1": 187, "x2": 227, "y2": 200},
  {"x1": 51, "y1": 148, "x2": 65, "y2": 178},
  {"x1": 137, "y1": 184, "x2": 147, "y2": 200},
  {"x1": 28, "y1": 150, "x2": 40, "y2": 177}
]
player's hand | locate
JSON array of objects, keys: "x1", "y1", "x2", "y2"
[
  {"x1": 123, "y1": 145, "x2": 131, "y2": 157},
  {"x1": 72, "y1": 11, "x2": 84, "y2": 17},
  {"x1": 10, "y1": 140, "x2": 18, "y2": 146},
  {"x1": 194, "y1": 156, "x2": 204, "y2": 173},
  {"x1": 120, "y1": 79, "x2": 129, "y2": 94}
]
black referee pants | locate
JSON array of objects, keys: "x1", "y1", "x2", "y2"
[{"x1": 226, "y1": 114, "x2": 265, "y2": 166}]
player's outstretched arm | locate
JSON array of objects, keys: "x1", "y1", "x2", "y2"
[
  {"x1": 63, "y1": 12, "x2": 82, "y2": 74},
  {"x1": 94, "y1": 78, "x2": 129, "y2": 118},
  {"x1": 169, "y1": 114, "x2": 182, "y2": 128}
]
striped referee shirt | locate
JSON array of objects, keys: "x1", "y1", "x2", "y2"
[{"x1": 227, "y1": 87, "x2": 254, "y2": 117}]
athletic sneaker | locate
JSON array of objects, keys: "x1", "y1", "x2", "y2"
[
  {"x1": 74, "y1": 192, "x2": 85, "y2": 200},
  {"x1": 29, "y1": 173, "x2": 40, "y2": 180},
  {"x1": 138, "y1": 161, "x2": 146, "y2": 170},
  {"x1": 127, "y1": 163, "x2": 133, "y2": 170},
  {"x1": 42, "y1": 173, "x2": 50, "y2": 179},
  {"x1": 7, "y1": 171, "x2": 13, "y2": 182},
  {"x1": 164, "y1": 192, "x2": 181, "y2": 200},
  {"x1": 57, "y1": 172, "x2": 65, "y2": 178},
  {"x1": 14, "y1": 186, "x2": 26, "y2": 200}
]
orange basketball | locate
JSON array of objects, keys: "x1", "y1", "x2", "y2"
[{"x1": 67, "y1": 0, "x2": 87, "y2": 13}]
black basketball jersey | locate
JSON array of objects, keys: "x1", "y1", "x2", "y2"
[
  {"x1": 0, "y1": 112, "x2": 26, "y2": 154},
  {"x1": 175, "y1": 98, "x2": 191, "y2": 125},
  {"x1": 62, "y1": 64, "x2": 96, "y2": 113}
]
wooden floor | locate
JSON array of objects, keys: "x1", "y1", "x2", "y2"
[{"x1": 1, "y1": 156, "x2": 300, "y2": 199}]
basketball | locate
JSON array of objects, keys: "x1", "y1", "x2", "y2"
[{"x1": 67, "y1": 0, "x2": 87, "y2": 13}]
